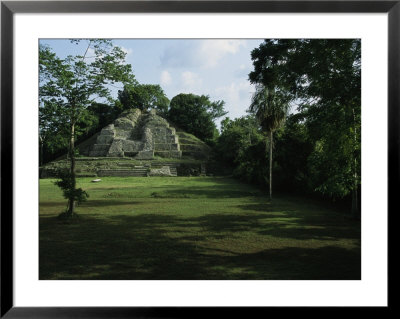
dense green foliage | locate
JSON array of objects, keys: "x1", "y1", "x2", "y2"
[
  {"x1": 217, "y1": 116, "x2": 267, "y2": 185},
  {"x1": 273, "y1": 114, "x2": 314, "y2": 193},
  {"x1": 168, "y1": 93, "x2": 226, "y2": 143},
  {"x1": 86, "y1": 102, "x2": 120, "y2": 131},
  {"x1": 53, "y1": 170, "x2": 89, "y2": 214},
  {"x1": 40, "y1": 101, "x2": 122, "y2": 164},
  {"x1": 249, "y1": 85, "x2": 290, "y2": 133},
  {"x1": 247, "y1": 39, "x2": 361, "y2": 215},
  {"x1": 117, "y1": 84, "x2": 170, "y2": 116}
]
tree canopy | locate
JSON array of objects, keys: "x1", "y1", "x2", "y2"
[
  {"x1": 168, "y1": 93, "x2": 227, "y2": 143},
  {"x1": 248, "y1": 39, "x2": 361, "y2": 215},
  {"x1": 217, "y1": 115, "x2": 267, "y2": 185},
  {"x1": 117, "y1": 84, "x2": 170, "y2": 116}
]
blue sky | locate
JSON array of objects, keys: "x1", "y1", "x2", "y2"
[{"x1": 40, "y1": 39, "x2": 264, "y2": 127}]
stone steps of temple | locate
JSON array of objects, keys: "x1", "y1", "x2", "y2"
[
  {"x1": 149, "y1": 165, "x2": 178, "y2": 177},
  {"x1": 89, "y1": 144, "x2": 111, "y2": 157},
  {"x1": 176, "y1": 137, "x2": 198, "y2": 144},
  {"x1": 153, "y1": 143, "x2": 180, "y2": 151},
  {"x1": 75, "y1": 157, "x2": 134, "y2": 161},
  {"x1": 91, "y1": 144, "x2": 112, "y2": 150},
  {"x1": 151, "y1": 162, "x2": 179, "y2": 167},
  {"x1": 131, "y1": 115, "x2": 147, "y2": 140},
  {"x1": 150, "y1": 163, "x2": 178, "y2": 176},
  {"x1": 169, "y1": 167, "x2": 177, "y2": 176},
  {"x1": 114, "y1": 162, "x2": 150, "y2": 168},
  {"x1": 74, "y1": 108, "x2": 214, "y2": 161},
  {"x1": 154, "y1": 151, "x2": 182, "y2": 158},
  {"x1": 40, "y1": 159, "x2": 210, "y2": 178},
  {"x1": 97, "y1": 168, "x2": 148, "y2": 177}
]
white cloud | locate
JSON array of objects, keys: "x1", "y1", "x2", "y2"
[
  {"x1": 181, "y1": 71, "x2": 203, "y2": 92},
  {"x1": 199, "y1": 40, "x2": 246, "y2": 68},
  {"x1": 121, "y1": 46, "x2": 133, "y2": 57},
  {"x1": 160, "y1": 40, "x2": 246, "y2": 69},
  {"x1": 214, "y1": 80, "x2": 255, "y2": 120},
  {"x1": 160, "y1": 70, "x2": 172, "y2": 86},
  {"x1": 160, "y1": 42, "x2": 196, "y2": 68}
]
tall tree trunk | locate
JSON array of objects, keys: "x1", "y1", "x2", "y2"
[
  {"x1": 351, "y1": 107, "x2": 359, "y2": 219},
  {"x1": 39, "y1": 135, "x2": 43, "y2": 166},
  {"x1": 67, "y1": 121, "x2": 76, "y2": 216},
  {"x1": 269, "y1": 131, "x2": 273, "y2": 200},
  {"x1": 351, "y1": 184, "x2": 358, "y2": 218}
]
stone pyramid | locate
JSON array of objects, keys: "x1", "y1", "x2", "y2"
[{"x1": 85, "y1": 109, "x2": 182, "y2": 159}]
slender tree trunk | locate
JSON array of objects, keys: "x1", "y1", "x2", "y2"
[
  {"x1": 67, "y1": 121, "x2": 76, "y2": 215},
  {"x1": 66, "y1": 42, "x2": 91, "y2": 216},
  {"x1": 351, "y1": 154, "x2": 359, "y2": 218},
  {"x1": 351, "y1": 108, "x2": 359, "y2": 219},
  {"x1": 351, "y1": 184, "x2": 358, "y2": 218},
  {"x1": 39, "y1": 135, "x2": 43, "y2": 166},
  {"x1": 269, "y1": 131, "x2": 273, "y2": 200}
]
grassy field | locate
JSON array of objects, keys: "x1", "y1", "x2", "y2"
[{"x1": 39, "y1": 176, "x2": 361, "y2": 280}]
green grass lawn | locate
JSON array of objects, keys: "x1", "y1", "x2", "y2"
[{"x1": 39, "y1": 176, "x2": 361, "y2": 280}]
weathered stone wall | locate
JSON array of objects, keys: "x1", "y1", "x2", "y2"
[
  {"x1": 149, "y1": 166, "x2": 173, "y2": 177},
  {"x1": 142, "y1": 110, "x2": 182, "y2": 159},
  {"x1": 39, "y1": 160, "x2": 210, "y2": 178},
  {"x1": 86, "y1": 108, "x2": 182, "y2": 160}
]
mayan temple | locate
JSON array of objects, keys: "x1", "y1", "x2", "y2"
[
  {"x1": 40, "y1": 108, "x2": 214, "y2": 178},
  {"x1": 86, "y1": 109, "x2": 182, "y2": 160}
]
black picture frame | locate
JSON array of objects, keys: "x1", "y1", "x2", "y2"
[{"x1": 1, "y1": 1, "x2": 395, "y2": 317}]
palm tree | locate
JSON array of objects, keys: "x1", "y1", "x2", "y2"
[{"x1": 249, "y1": 85, "x2": 290, "y2": 200}]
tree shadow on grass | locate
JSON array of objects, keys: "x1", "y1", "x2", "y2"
[
  {"x1": 153, "y1": 186, "x2": 262, "y2": 199},
  {"x1": 194, "y1": 213, "x2": 270, "y2": 233},
  {"x1": 202, "y1": 245, "x2": 361, "y2": 280},
  {"x1": 79, "y1": 199, "x2": 143, "y2": 207},
  {"x1": 235, "y1": 203, "x2": 361, "y2": 241},
  {"x1": 192, "y1": 212, "x2": 360, "y2": 242},
  {"x1": 40, "y1": 213, "x2": 212, "y2": 280},
  {"x1": 39, "y1": 201, "x2": 68, "y2": 207},
  {"x1": 40, "y1": 212, "x2": 360, "y2": 280}
]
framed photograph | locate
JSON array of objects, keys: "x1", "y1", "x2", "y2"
[{"x1": 1, "y1": 0, "x2": 395, "y2": 317}]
